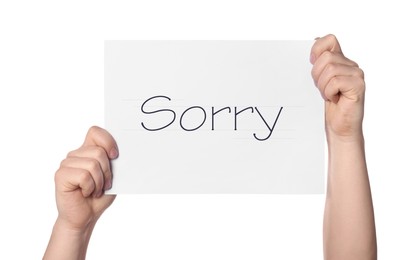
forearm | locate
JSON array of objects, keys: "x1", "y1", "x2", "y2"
[
  {"x1": 323, "y1": 133, "x2": 377, "y2": 260},
  {"x1": 43, "y1": 218, "x2": 96, "y2": 260}
]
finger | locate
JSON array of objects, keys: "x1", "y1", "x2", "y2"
[
  {"x1": 67, "y1": 146, "x2": 112, "y2": 191},
  {"x1": 310, "y1": 34, "x2": 343, "y2": 64},
  {"x1": 83, "y1": 126, "x2": 119, "y2": 160},
  {"x1": 311, "y1": 51, "x2": 358, "y2": 84},
  {"x1": 323, "y1": 75, "x2": 365, "y2": 103},
  {"x1": 317, "y1": 63, "x2": 364, "y2": 99},
  {"x1": 55, "y1": 167, "x2": 96, "y2": 198},
  {"x1": 61, "y1": 157, "x2": 105, "y2": 197},
  {"x1": 323, "y1": 76, "x2": 341, "y2": 103}
]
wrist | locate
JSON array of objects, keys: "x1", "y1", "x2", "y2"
[
  {"x1": 44, "y1": 218, "x2": 98, "y2": 260},
  {"x1": 54, "y1": 217, "x2": 97, "y2": 241},
  {"x1": 55, "y1": 209, "x2": 101, "y2": 232},
  {"x1": 326, "y1": 128, "x2": 364, "y2": 146},
  {"x1": 326, "y1": 130, "x2": 366, "y2": 164}
]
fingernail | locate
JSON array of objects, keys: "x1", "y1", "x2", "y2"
[
  {"x1": 314, "y1": 36, "x2": 320, "y2": 40},
  {"x1": 310, "y1": 53, "x2": 316, "y2": 64},
  {"x1": 109, "y1": 147, "x2": 118, "y2": 159},
  {"x1": 104, "y1": 179, "x2": 112, "y2": 190},
  {"x1": 95, "y1": 190, "x2": 102, "y2": 198}
]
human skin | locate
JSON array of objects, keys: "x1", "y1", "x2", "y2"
[
  {"x1": 43, "y1": 126, "x2": 118, "y2": 260},
  {"x1": 44, "y1": 34, "x2": 377, "y2": 260},
  {"x1": 311, "y1": 34, "x2": 377, "y2": 260}
]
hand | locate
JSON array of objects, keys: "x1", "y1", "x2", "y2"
[
  {"x1": 54, "y1": 126, "x2": 118, "y2": 232},
  {"x1": 310, "y1": 34, "x2": 365, "y2": 142}
]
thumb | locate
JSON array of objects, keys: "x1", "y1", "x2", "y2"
[
  {"x1": 310, "y1": 34, "x2": 343, "y2": 64},
  {"x1": 83, "y1": 126, "x2": 119, "y2": 159}
]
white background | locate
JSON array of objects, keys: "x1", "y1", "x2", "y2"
[{"x1": 0, "y1": 0, "x2": 411, "y2": 259}]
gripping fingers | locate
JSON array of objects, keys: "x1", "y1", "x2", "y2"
[
  {"x1": 323, "y1": 76, "x2": 343, "y2": 103},
  {"x1": 60, "y1": 157, "x2": 105, "y2": 197},
  {"x1": 316, "y1": 63, "x2": 363, "y2": 100},
  {"x1": 311, "y1": 51, "x2": 358, "y2": 86},
  {"x1": 310, "y1": 34, "x2": 343, "y2": 64},
  {"x1": 55, "y1": 167, "x2": 96, "y2": 198},
  {"x1": 67, "y1": 146, "x2": 112, "y2": 191},
  {"x1": 83, "y1": 126, "x2": 119, "y2": 160},
  {"x1": 323, "y1": 75, "x2": 365, "y2": 103}
]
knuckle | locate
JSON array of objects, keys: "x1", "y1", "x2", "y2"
[
  {"x1": 78, "y1": 169, "x2": 91, "y2": 184},
  {"x1": 322, "y1": 50, "x2": 333, "y2": 61},
  {"x1": 356, "y1": 76, "x2": 366, "y2": 91},
  {"x1": 329, "y1": 76, "x2": 339, "y2": 87},
  {"x1": 87, "y1": 126, "x2": 100, "y2": 139},
  {"x1": 348, "y1": 58, "x2": 359, "y2": 67},
  {"x1": 66, "y1": 149, "x2": 77, "y2": 158},
  {"x1": 324, "y1": 63, "x2": 337, "y2": 75},
  {"x1": 327, "y1": 34, "x2": 338, "y2": 42},
  {"x1": 93, "y1": 146, "x2": 108, "y2": 161},
  {"x1": 54, "y1": 168, "x2": 64, "y2": 183},
  {"x1": 59, "y1": 158, "x2": 67, "y2": 168},
  {"x1": 323, "y1": 34, "x2": 338, "y2": 46},
  {"x1": 354, "y1": 68, "x2": 365, "y2": 78},
  {"x1": 87, "y1": 158, "x2": 101, "y2": 173},
  {"x1": 311, "y1": 66, "x2": 318, "y2": 81},
  {"x1": 54, "y1": 167, "x2": 70, "y2": 184}
]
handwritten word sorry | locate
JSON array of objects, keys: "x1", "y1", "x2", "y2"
[{"x1": 140, "y1": 95, "x2": 283, "y2": 141}]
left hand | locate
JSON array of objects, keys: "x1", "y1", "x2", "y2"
[{"x1": 310, "y1": 34, "x2": 366, "y2": 142}]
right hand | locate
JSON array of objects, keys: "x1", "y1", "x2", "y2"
[{"x1": 54, "y1": 126, "x2": 118, "y2": 231}]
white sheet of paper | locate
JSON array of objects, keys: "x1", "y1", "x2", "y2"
[{"x1": 105, "y1": 40, "x2": 324, "y2": 194}]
